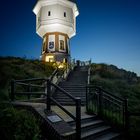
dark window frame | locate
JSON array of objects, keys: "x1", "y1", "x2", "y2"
[
  {"x1": 48, "y1": 11, "x2": 51, "y2": 16},
  {"x1": 60, "y1": 40, "x2": 65, "y2": 50},
  {"x1": 64, "y1": 12, "x2": 66, "y2": 17}
]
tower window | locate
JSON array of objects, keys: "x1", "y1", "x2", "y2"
[
  {"x1": 48, "y1": 11, "x2": 51, "y2": 16},
  {"x1": 45, "y1": 56, "x2": 54, "y2": 62},
  {"x1": 60, "y1": 40, "x2": 65, "y2": 50},
  {"x1": 64, "y1": 12, "x2": 66, "y2": 17},
  {"x1": 48, "y1": 42, "x2": 54, "y2": 50}
]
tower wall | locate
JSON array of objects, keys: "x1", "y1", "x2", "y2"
[{"x1": 41, "y1": 32, "x2": 70, "y2": 63}]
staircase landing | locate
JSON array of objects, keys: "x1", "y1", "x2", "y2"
[{"x1": 11, "y1": 101, "x2": 91, "y2": 121}]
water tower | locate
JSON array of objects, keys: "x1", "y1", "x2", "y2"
[{"x1": 33, "y1": 0, "x2": 79, "y2": 64}]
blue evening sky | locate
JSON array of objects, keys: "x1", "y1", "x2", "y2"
[{"x1": 0, "y1": 0, "x2": 140, "y2": 75}]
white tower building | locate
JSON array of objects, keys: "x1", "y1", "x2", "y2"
[{"x1": 33, "y1": 0, "x2": 79, "y2": 63}]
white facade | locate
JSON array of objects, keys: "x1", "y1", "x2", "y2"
[{"x1": 33, "y1": 0, "x2": 79, "y2": 38}]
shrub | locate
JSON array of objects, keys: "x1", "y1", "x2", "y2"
[{"x1": 0, "y1": 104, "x2": 41, "y2": 140}]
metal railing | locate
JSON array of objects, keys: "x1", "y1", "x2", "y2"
[{"x1": 86, "y1": 85, "x2": 128, "y2": 133}]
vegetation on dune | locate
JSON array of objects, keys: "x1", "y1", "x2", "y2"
[{"x1": 0, "y1": 56, "x2": 55, "y2": 101}]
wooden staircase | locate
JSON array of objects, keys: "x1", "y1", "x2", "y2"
[
  {"x1": 53, "y1": 66, "x2": 88, "y2": 105},
  {"x1": 53, "y1": 66, "x2": 123, "y2": 140},
  {"x1": 10, "y1": 64, "x2": 124, "y2": 140}
]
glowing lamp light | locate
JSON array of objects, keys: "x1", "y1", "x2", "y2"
[{"x1": 58, "y1": 63, "x2": 64, "y2": 69}]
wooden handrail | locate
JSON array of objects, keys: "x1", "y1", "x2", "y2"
[
  {"x1": 51, "y1": 82, "x2": 76, "y2": 101},
  {"x1": 15, "y1": 82, "x2": 45, "y2": 88},
  {"x1": 50, "y1": 97, "x2": 76, "y2": 120},
  {"x1": 87, "y1": 85, "x2": 124, "y2": 101},
  {"x1": 10, "y1": 79, "x2": 46, "y2": 101},
  {"x1": 14, "y1": 92, "x2": 46, "y2": 95},
  {"x1": 49, "y1": 68, "x2": 58, "y2": 81},
  {"x1": 14, "y1": 78, "x2": 46, "y2": 82},
  {"x1": 47, "y1": 79, "x2": 81, "y2": 140}
]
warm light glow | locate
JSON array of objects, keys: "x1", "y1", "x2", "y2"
[
  {"x1": 58, "y1": 63, "x2": 64, "y2": 69},
  {"x1": 45, "y1": 56, "x2": 54, "y2": 62}
]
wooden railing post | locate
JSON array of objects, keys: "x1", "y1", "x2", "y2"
[
  {"x1": 47, "y1": 79, "x2": 51, "y2": 111},
  {"x1": 98, "y1": 88, "x2": 102, "y2": 116},
  {"x1": 124, "y1": 98, "x2": 129, "y2": 139},
  {"x1": 76, "y1": 98, "x2": 81, "y2": 140},
  {"x1": 11, "y1": 80, "x2": 15, "y2": 101},
  {"x1": 87, "y1": 67, "x2": 91, "y2": 85},
  {"x1": 86, "y1": 85, "x2": 88, "y2": 111}
]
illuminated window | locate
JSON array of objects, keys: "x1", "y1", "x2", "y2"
[
  {"x1": 48, "y1": 11, "x2": 51, "y2": 16},
  {"x1": 60, "y1": 40, "x2": 64, "y2": 50},
  {"x1": 45, "y1": 56, "x2": 54, "y2": 62},
  {"x1": 64, "y1": 12, "x2": 66, "y2": 17}
]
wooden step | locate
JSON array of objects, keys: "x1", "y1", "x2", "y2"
[
  {"x1": 93, "y1": 132, "x2": 121, "y2": 140},
  {"x1": 81, "y1": 125, "x2": 111, "y2": 139},
  {"x1": 67, "y1": 115, "x2": 121, "y2": 140}
]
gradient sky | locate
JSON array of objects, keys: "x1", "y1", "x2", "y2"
[{"x1": 1, "y1": 0, "x2": 140, "y2": 75}]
